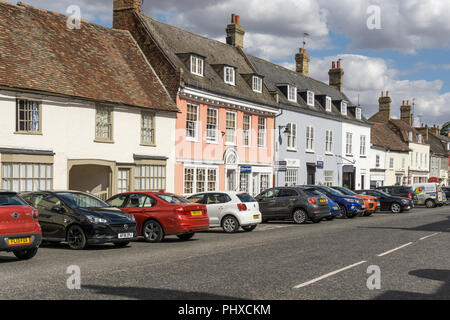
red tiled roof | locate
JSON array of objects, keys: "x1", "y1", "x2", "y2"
[
  {"x1": 371, "y1": 123, "x2": 409, "y2": 152},
  {"x1": 0, "y1": 2, "x2": 177, "y2": 112}
]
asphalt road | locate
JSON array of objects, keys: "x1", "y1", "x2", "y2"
[{"x1": 1, "y1": 205, "x2": 449, "y2": 300}]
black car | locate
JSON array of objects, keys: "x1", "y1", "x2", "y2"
[
  {"x1": 21, "y1": 191, "x2": 137, "y2": 250},
  {"x1": 355, "y1": 190, "x2": 413, "y2": 213},
  {"x1": 255, "y1": 187, "x2": 331, "y2": 224},
  {"x1": 442, "y1": 187, "x2": 450, "y2": 203},
  {"x1": 375, "y1": 186, "x2": 418, "y2": 206}
]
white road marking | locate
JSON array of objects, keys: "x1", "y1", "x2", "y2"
[
  {"x1": 419, "y1": 232, "x2": 440, "y2": 241},
  {"x1": 293, "y1": 260, "x2": 367, "y2": 289},
  {"x1": 377, "y1": 242, "x2": 413, "y2": 257}
]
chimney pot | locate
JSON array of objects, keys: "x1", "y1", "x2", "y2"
[
  {"x1": 386, "y1": 91, "x2": 389, "y2": 97},
  {"x1": 236, "y1": 15, "x2": 240, "y2": 25},
  {"x1": 226, "y1": 13, "x2": 245, "y2": 49},
  {"x1": 337, "y1": 60, "x2": 341, "y2": 69},
  {"x1": 332, "y1": 61, "x2": 336, "y2": 69},
  {"x1": 381, "y1": 91, "x2": 384, "y2": 97}
]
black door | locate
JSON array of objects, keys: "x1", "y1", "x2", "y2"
[
  {"x1": 307, "y1": 164, "x2": 316, "y2": 185},
  {"x1": 35, "y1": 194, "x2": 67, "y2": 240},
  {"x1": 275, "y1": 188, "x2": 299, "y2": 217},
  {"x1": 257, "y1": 189, "x2": 280, "y2": 218}
]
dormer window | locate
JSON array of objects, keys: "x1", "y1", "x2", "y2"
[
  {"x1": 224, "y1": 66, "x2": 235, "y2": 85},
  {"x1": 341, "y1": 101, "x2": 347, "y2": 116},
  {"x1": 252, "y1": 76, "x2": 262, "y2": 93},
  {"x1": 307, "y1": 91, "x2": 315, "y2": 107},
  {"x1": 356, "y1": 107, "x2": 362, "y2": 120},
  {"x1": 190, "y1": 55, "x2": 204, "y2": 76},
  {"x1": 408, "y1": 131, "x2": 413, "y2": 142},
  {"x1": 288, "y1": 86, "x2": 297, "y2": 102},
  {"x1": 325, "y1": 96, "x2": 332, "y2": 112},
  {"x1": 418, "y1": 134, "x2": 423, "y2": 143}
]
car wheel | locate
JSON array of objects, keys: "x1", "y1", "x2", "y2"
[
  {"x1": 222, "y1": 216, "x2": 240, "y2": 233},
  {"x1": 425, "y1": 199, "x2": 436, "y2": 208},
  {"x1": 67, "y1": 225, "x2": 87, "y2": 250},
  {"x1": 242, "y1": 225, "x2": 257, "y2": 232},
  {"x1": 177, "y1": 233, "x2": 195, "y2": 240},
  {"x1": 143, "y1": 220, "x2": 164, "y2": 243},
  {"x1": 325, "y1": 216, "x2": 336, "y2": 221},
  {"x1": 113, "y1": 242, "x2": 130, "y2": 248},
  {"x1": 13, "y1": 247, "x2": 38, "y2": 260},
  {"x1": 364, "y1": 212, "x2": 373, "y2": 217},
  {"x1": 292, "y1": 209, "x2": 307, "y2": 224},
  {"x1": 340, "y1": 206, "x2": 349, "y2": 219},
  {"x1": 390, "y1": 202, "x2": 401, "y2": 214}
]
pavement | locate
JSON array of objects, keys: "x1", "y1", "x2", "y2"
[{"x1": 0, "y1": 205, "x2": 449, "y2": 300}]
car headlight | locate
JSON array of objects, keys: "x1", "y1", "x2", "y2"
[
  {"x1": 344, "y1": 198, "x2": 356, "y2": 203},
  {"x1": 401, "y1": 199, "x2": 408, "y2": 204},
  {"x1": 128, "y1": 214, "x2": 136, "y2": 222},
  {"x1": 86, "y1": 215, "x2": 108, "y2": 224}
]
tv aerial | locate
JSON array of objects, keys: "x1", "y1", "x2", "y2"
[{"x1": 302, "y1": 32, "x2": 310, "y2": 49}]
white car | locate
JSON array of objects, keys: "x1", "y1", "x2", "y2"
[{"x1": 187, "y1": 192, "x2": 262, "y2": 233}]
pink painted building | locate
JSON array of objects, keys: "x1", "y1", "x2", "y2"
[{"x1": 113, "y1": 3, "x2": 279, "y2": 195}]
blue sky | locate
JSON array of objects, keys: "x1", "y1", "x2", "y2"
[{"x1": 5, "y1": 0, "x2": 450, "y2": 126}]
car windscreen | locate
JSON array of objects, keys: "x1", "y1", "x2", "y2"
[
  {"x1": 237, "y1": 193, "x2": 256, "y2": 203},
  {"x1": 57, "y1": 193, "x2": 109, "y2": 209},
  {"x1": 302, "y1": 189, "x2": 322, "y2": 197},
  {"x1": 376, "y1": 190, "x2": 391, "y2": 197},
  {"x1": 336, "y1": 187, "x2": 356, "y2": 196},
  {"x1": 0, "y1": 193, "x2": 27, "y2": 206},
  {"x1": 322, "y1": 187, "x2": 343, "y2": 196},
  {"x1": 156, "y1": 194, "x2": 190, "y2": 204}
]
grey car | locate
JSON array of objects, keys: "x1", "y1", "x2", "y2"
[{"x1": 255, "y1": 187, "x2": 331, "y2": 224}]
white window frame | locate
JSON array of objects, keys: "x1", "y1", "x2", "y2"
[
  {"x1": 356, "y1": 107, "x2": 362, "y2": 120},
  {"x1": 376, "y1": 155, "x2": 380, "y2": 168},
  {"x1": 288, "y1": 85, "x2": 297, "y2": 102},
  {"x1": 252, "y1": 76, "x2": 263, "y2": 93},
  {"x1": 285, "y1": 169, "x2": 298, "y2": 187},
  {"x1": 307, "y1": 91, "x2": 315, "y2": 107},
  {"x1": 408, "y1": 131, "x2": 413, "y2": 142},
  {"x1": 326, "y1": 130, "x2": 333, "y2": 154},
  {"x1": 225, "y1": 111, "x2": 237, "y2": 145},
  {"x1": 346, "y1": 132, "x2": 353, "y2": 155},
  {"x1": 186, "y1": 103, "x2": 199, "y2": 141},
  {"x1": 1, "y1": 162, "x2": 53, "y2": 192},
  {"x1": 306, "y1": 126, "x2": 314, "y2": 152},
  {"x1": 360, "y1": 135, "x2": 366, "y2": 156},
  {"x1": 389, "y1": 157, "x2": 394, "y2": 169},
  {"x1": 258, "y1": 117, "x2": 267, "y2": 148},
  {"x1": 325, "y1": 96, "x2": 332, "y2": 112},
  {"x1": 324, "y1": 170, "x2": 334, "y2": 187},
  {"x1": 141, "y1": 112, "x2": 155, "y2": 145},
  {"x1": 135, "y1": 165, "x2": 166, "y2": 191},
  {"x1": 190, "y1": 55, "x2": 204, "y2": 77},
  {"x1": 287, "y1": 123, "x2": 297, "y2": 150},
  {"x1": 206, "y1": 108, "x2": 218, "y2": 143},
  {"x1": 242, "y1": 114, "x2": 251, "y2": 147},
  {"x1": 341, "y1": 101, "x2": 348, "y2": 116},
  {"x1": 224, "y1": 66, "x2": 235, "y2": 85},
  {"x1": 183, "y1": 166, "x2": 218, "y2": 195}
]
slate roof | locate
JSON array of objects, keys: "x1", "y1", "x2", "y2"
[
  {"x1": 0, "y1": 2, "x2": 176, "y2": 112},
  {"x1": 371, "y1": 123, "x2": 409, "y2": 152},
  {"x1": 247, "y1": 55, "x2": 370, "y2": 125},
  {"x1": 388, "y1": 119, "x2": 427, "y2": 145},
  {"x1": 428, "y1": 133, "x2": 448, "y2": 157},
  {"x1": 137, "y1": 14, "x2": 278, "y2": 108}
]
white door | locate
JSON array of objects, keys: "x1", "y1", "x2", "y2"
[
  {"x1": 205, "y1": 193, "x2": 225, "y2": 227},
  {"x1": 227, "y1": 169, "x2": 236, "y2": 191},
  {"x1": 117, "y1": 169, "x2": 130, "y2": 193}
]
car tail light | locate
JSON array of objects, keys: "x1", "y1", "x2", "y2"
[
  {"x1": 408, "y1": 193, "x2": 412, "y2": 199},
  {"x1": 175, "y1": 207, "x2": 190, "y2": 215},
  {"x1": 32, "y1": 209, "x2": 39, "y2": 220},
  {"x1": 237, "y1": 203, "x2": 247, "y2": 211},
  {"x1": 308, "y1": 198, "x2": 317, "y2": 205}
]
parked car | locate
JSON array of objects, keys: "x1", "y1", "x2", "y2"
[
  {"x1": 322, "y1": 195, "x2": 342, "y2": 220},
  {"x1": 255, "y1": 187, "x2": 331, "y2": 224},
  {"x1": 187, "y1": 192, "x2": 261, "y2": 233},
  {"x1": 354, "y1": 190, "x2": 413, "y2": 213},
  {"x1": 442, "y1": 187, "x2": 450, "y2": 201},
  {"x1": 21, "y1": 191, "x2": 137, "y2": 250},
  {"x1": 305, "y1": 186, "x2": 364, "y2": 218},
  {"x1": 411, "y1": 183, "x2": 443, "y2": 208},
  {"x1": 375, "y1": 186, "x2": 418, "y2": 206},
  {"x1": 0, "y1": 191, "x2": 42, "y2": 260},
  {"x1": 331, "y1": 186, "x2": 380, "y2": 216},
  {"x1": 107, "y1": 192, "x2": 209, "y2": 242}
]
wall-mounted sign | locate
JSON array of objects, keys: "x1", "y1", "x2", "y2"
[
  {"x1": 276, "y1": 161, "x2": 287, "y2": 172},
  {"x1": 240, "y1": 166, "x2": 252, "y2": 173},
  {"x1": 317, "y1": 161, "x2": 324, "y2": 169},
  {"x1": 428, "y1": 177, "x2": 439, "y2": 183}
]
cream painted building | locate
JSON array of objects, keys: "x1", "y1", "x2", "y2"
[{"x1": 0, "y1": 3, "x2": 178, "y2": 198}]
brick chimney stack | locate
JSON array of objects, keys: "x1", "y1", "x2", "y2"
[
  {"x1": 113, "y1": 0, "x2": 141, "y2": 30},
  {"x1": 431, "y1": 125, "x2": 441, "y2": 135},
  {"x1": 295, "y1": 48, "x2": 310, "y2": 77},
  {"x1": 377, "y1": 90, "x2": 392, "y2": 123},
  {"x1": 329, "y1": 60, "x2": 344, "y2": 92},
  {"x1": 226, "y1": 14, "x2": 245, "y2": 50},
  {"x1": 400, "y1": 100, "x2": 412, "y2": 126}
]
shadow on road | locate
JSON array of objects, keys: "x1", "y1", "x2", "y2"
[
  {"x1": 0, "y1": 255, "x2": 19, "y2": 263},
  {"x1": 83, "y1": 285, "x2": 244, "y2": 300},
  {"x1": 360, "y1": 215, "x2": 450, "y2": 233},
  {"x1": 375, "y1": 269, "x2": 450, "y2": 300}
]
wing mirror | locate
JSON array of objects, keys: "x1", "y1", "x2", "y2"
[{"x1": 51, "y1": 205, "x2": 66, "y2": 214}]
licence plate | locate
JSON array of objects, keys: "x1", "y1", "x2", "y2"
[
  {"x1": 320, "y1": 199, "x2": 327, "y2": 203},
  {"x1": 191, "y1": 211, "x2": 203, "y2": 216},
  {"x1": 118, "y1": 233, "x2": 133, "y2": 239},
  {"x1": 253, "y1": 215, "x2": 260, "y2": 219},
  {"x1": 333, "y1": 207, "x2": 339, "y2": 210},
  {"x1": 8, "y1": 237, "x2": 31, "y2": 246}
]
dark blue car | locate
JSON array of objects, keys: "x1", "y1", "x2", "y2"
[{"x1": 305, "y1": 186, "x2": 365, "y2": 218}]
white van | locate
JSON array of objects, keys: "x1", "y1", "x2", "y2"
[{"x1": 411, "y1": 183, "x2": 443, "y2": 208}]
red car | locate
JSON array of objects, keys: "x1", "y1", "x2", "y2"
[
  {"x1": 106, "y1": 192, "x2": 209, "y2": 243},
  {"x1": 0, "y1": 191, "x2": 42, "y2": 260}
]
